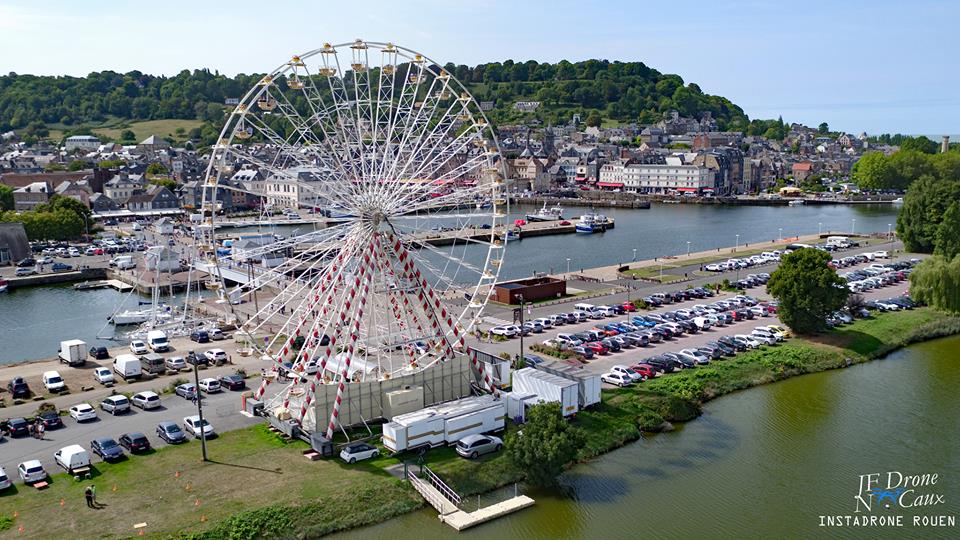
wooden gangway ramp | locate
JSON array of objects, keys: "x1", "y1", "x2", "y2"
[{"x1": 408, "y1": 466, "x2": 534, "y2": 531}]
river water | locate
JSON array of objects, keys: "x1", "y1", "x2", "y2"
[
  {"x1": 0, "y1": 203, "x2": 899, "y2": 365},
  {"x1": 334, "y1": 335, "x2": 960, "y2": 540}
]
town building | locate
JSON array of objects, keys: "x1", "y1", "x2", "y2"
[
  {"x1": 64, "y1": 135, "x2": 102, "y2": 153},
  {"x1": 13, "y1": 181, "x2": 51, "y2": 211}
]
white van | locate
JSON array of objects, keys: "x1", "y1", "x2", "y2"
[
  {"x1": 42, "y1": 370, "x2": 66, "y2": 393},
  {"x1": 54, "y1": 445, "x2": 91, "y2": 474},
  {"x1": 113, "y1": 354, "x2": 142, "y2": 380},
  {"x1": 147, "y1": 330, "x2": 170, "y2": 352},
  {"x1": 826, "y1": 236, "x2": 850, "y2": 246},
  {"x1": 573, "y1": 303, "x2": 596, "y2": 313},
  {"x1": 111, "y1": 256, "x2": 136, "y2": 270}
]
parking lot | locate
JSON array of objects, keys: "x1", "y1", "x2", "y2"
[{"x1": 472, "y1": 253, "x2": 918, "y2": 385}]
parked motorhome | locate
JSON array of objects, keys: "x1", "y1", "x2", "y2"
[{"x1": 512, "y1": 367, "x2": 579, "y2": 417}]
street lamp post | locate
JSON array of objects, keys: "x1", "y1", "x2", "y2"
[
  {"x1": 566, "y1": 257, "x2": 571, "y2": 275},
  {"x1": 851, "y1": 218, "x2": 856, "y2": 235},
  {"x1": 735, "y1": 234, "x2": 740, "y2": 252},
  {"x1": 778, "y1": 228, "x2": 783, "y2": 242},
  {"x1": 686, "y1": 241, "x2": 691, "y2": 257},
  {"x1": 818, "y1": 222, "x2": 822, "y2": 236},
  {"x1": 887, "y1": 223, "x2": 892, "y2": 242},
  {"x1": 192, "y1": 359, "x2": 209, "y2": 462},
  {"x1": 632, "y1": 248, "x2": 637, "y2": 262},
  {"x1": 517, "y1": 294, "x2": 525, "y2": 367}
]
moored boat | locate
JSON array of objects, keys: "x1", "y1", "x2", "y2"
[
  {"x1": 0, "y1": 279, "x2": 8, "y2": 293},
  {"x1": 525, "y1": 202, "x2": 564, "y2": 222}
]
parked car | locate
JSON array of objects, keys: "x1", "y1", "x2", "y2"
[
  {"x1": 219, "y1": 374, "x2": 246, "y2": 391},
  {"x1": 129, "y1": 340, "x2": 148, "y2": 355},
  {"x1": 69, "y1": 403, "x2": 98, "y2": 422},
  {"x1": 42, "y1": 370, "x2": 66, "y2": 393},
  {"x1": 189, "y1": 330, "x2": 210, "y2": 343},
  {"x1": 175, "y1": 383, "x2": 198, "y2": 400},
  {"x1": 38, "y1": 410, "x2": 64, "y2": 429},
  {"x1": 198, "y1": 378, "x2": 222, "y2": 393},
  {"x1": 89, "y1": 346, "x2": 110, "y2": 360},
  {"x1": 600, "y1": 372, "x2": 633, "y2": 386},
  {"x1": 339, "y1": 442, "x2": 380, "y2": 463},
  {"x1": 630, "y1": 363, "x2": 660, "y2": 379},
  {"x1": 455, "y1": 434, "x2": 503, "y2": 459},
  {"x1": 91, "y1": 437, "x2": 125, "y2": 461},
  {"x1": 15, "y1": 258, "x2": 36, "y2": 267},
  {"x1": 18, "y1": 460, "x2": 47, "y2": 484},
  {"x1": 132, "y1": 391, "x2": 161, "y2": 410},
  {"x1": 165, "y1": 356, "x2": 187, "y2": 371},
  {"x1": 7, "y1": 417, "x2": 29, "y2": 437},
  {"x1": 183, "y1": 415, "x2": 215, "y2": 438},
  {"x1": 203, "y1": 348, "x2": 228, "y2": 365},
  {"x1": 15, "y1": 267, "x2": 36, "y2": 276},
  {"x1": 94, "y1": 367, "x2": 114, "y2": 385},
  {"x1": 0, "y1": 466, "x2": 11, "y2": 490},
  {"x1": 156, "y1": 421, "x2": 187, "y2": 444},
  {"x1": 185, "y1": 351, "x2": 207, "y2": 366},
  {"x1": 51, "y1": 262, "x2": 73, "y2": 272},
  {"x1": 119, "y1": 432, "x2": 152, "y2": 453},
  {"x1": 7, "y1": 377, "x2": 30, "y2": 398}
]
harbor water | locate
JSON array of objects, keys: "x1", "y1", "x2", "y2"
[
  {"x1": 0, "y1": 203, "x2": 899, "y2": 365},
  {"x1": 333, "y1": 335, "x2": 960, "y2": 540}
]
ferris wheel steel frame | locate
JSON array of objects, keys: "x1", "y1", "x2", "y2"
[{"x1": 198, "y1": 40, "x2": 507, "y2": 437}]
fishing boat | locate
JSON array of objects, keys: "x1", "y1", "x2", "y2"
[
  {"x1": 504, "y1": 229, "x2": 520, "y2": 242},
  {"x1": 788, "y1": 199, "x2": 805, "y2": 206},
  {"x1": 525, "y1": 202, "x2": 564, "y2": 222},
  {"x1": 575, "y1": 212, "x2": 610, "y2": 233},
  {"x1": 0, "y1": 279, "x2": 8, "y2": 293}
]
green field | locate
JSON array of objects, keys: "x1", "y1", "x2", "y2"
[{"x1": 94, "y1": 119, "x2": 203, "y2": 144}]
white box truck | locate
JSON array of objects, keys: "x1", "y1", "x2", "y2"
[
  {"x1": 502, "y1": 391, "x2": 536, "y2": 423},
  {"x1": 54, "y1": 445, "x2": 91, "y2": 475},
  {"x1": 534, "y1": 361, "x2": 601, "y2": 408},
  {"x1": 113, "y1": 354, "x2": 142, "y2": 380},
  {"x1": 512, "y1": 367, "x2": 580, "y2": 417},
  {"x1": 58, "y1": 339, "x2": 87, "y2": 366},
  {"x1": 146, "y1": 330, "x2": 170, "y2": 352},
  {"x1": 382, "y1": 395, "x2": 506, "y2": 453}
]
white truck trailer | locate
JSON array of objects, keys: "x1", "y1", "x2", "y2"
[
  {"x1": 58, "y1": 339, "x2": 87, "y2": 367},
  {"x1": 382, "y1": 394, "x2": 506, "y2": 453},
  {"x1": 534, "y1": 361, "x2": 601, "y2": 408},
  {"x1": 512, "y1": 367, "x2": 580, "y2": 417}
]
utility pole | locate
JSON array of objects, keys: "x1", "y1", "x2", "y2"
[
  {"x1": 192, "y1": 358, "x2": 208, "y2": 461},
  {"x1": 516, "y1": 294, "x2": 525, "y2": 367}
]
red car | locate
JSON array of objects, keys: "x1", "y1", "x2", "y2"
[
  {"x1": 585, "y1": 342, "x2": 609, "y2": 355},
  {"x1": 622, "y1": 302, "x2": 638, "y2": 312},
  {"x1": 559, "y1": 220, "x2": 571, "y2": 225},
  {"x1": 596, "y1": 327, "x2": 619, "y2": 336},
  {"x1": 630, "y1": 363, "x2": 659, "y2": 379}
]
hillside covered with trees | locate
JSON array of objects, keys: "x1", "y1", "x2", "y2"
[{"x1": 0, "y1": 60, "x2": 752, "y2": 142}]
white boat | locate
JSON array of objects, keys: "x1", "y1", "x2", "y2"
[
  {"x1": 892, "y1": 197, "x2": 904, "y2": 205},
  {"x1": 576, "y1": 212, "x2": 609, "y2": 234},
  {"x1": 788, "y1": 199, "x2": 805, "y2": 206},
  {"x1": 111, "y1": 306, "x2": 173, "y2": 325},
  {"x1": 503, "y1": 230, "x2": 520, "y2": 242},
  {"x1": 525, "y1": 202, "x2": 564, "y2": 222},
  {"x1": 0, "y1": 279, "x2": 8, "y2": 293}
]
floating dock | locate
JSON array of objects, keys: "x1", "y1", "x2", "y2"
[
  {"x1": 408, "y1": 466, "x2": 534, "y2": 531},
  {"x1": 73, "y1": 279, "x2": 134, "y2": 292}
]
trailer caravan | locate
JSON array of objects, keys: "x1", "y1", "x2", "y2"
[
  {"x1": 381, "y1": 395, "x2": 506, "y2": 453},
  {"x1": 512, "y1": 367, "x2": 579, "y2": 417},
  {"x1": 534, "y1": 361, "x2": 601, "y2": 408}
]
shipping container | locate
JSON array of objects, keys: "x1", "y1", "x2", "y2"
[
  {"x1": 534, "y1": 361, "x2": 601, "y2": 408},
  {"x1": 512, "y1": 367, "x2": 579, "y2": 417}
]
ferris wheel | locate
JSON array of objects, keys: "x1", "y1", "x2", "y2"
[{"x1": 197, "y1": 40, "x2": 507, "y2": 437}]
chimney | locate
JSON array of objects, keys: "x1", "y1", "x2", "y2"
[{"x1": 942, "y1": 136, "x2": 950, "y2": 153}]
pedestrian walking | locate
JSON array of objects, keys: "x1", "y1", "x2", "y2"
[
  {"x1": 91, "y1": 484, "x2": 99, "y2": 507},
  {"x1": 84, "y1": 486, "x2": 95, "y2": 508}
]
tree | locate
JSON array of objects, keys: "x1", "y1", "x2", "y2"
[
  {"x1": 585, "y1": 111, "x2": 602, "y2": 127},
  {"x1": 146, "y1": 163, "x2": 168, "y2": 176},
  {"x1": 119, "y1": 129, "x2": 136, "y2": 143},
  {"x1": 766, "y1": 248, "x2": 848, "y2": 334},
  {"x1": 67, "y1": 159, "x2": 88, "y2": 171},
  {"x1": 0, "y1": 184, "x2": 13, "y2": 211},
  {"x1": 149, "y1": 178, "x2": 177, "y2": 192},
  {"x1": 851, "y1": 151, "x2": 896, "y2": 190},
  {"x1": 897, "y1": 176, "x2": 960, "y2": 253},
  {"x1": 909, "y1": 255, "x2": 960, "y2": 313},
  {"x1": 888, "y1": 150, "x2": 934, "y2": 190},
  {"x1": 505, "y1": 402, "x2": 584, "y2": 487},
  {"x1": 935, "y1": 202, "x2": 960, "y2": 261},
  {"x1": 818, "y1": 122, "x2": 829, "y2": 134},
  {"x1": 900, "y1": 135, "x2": 938, "y2": 155}
]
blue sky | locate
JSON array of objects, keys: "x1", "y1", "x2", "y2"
[{"x1": 0, "y1": 0, "x2": 955, "y2": 135}]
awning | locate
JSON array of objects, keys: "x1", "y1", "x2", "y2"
[
  {"x1": 677, "y1": 187, "x2": 699, "y2": 192},
  {"x1": 597, "y1": 182, "x2": 624, "y2": 188}
]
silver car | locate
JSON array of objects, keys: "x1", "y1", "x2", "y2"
[
  {"x1": 100, "y1": 395, "x2": 131, "y2": 415},
  {"x1": 455, "y1": 434, "x2": 503, "y2": 459}
]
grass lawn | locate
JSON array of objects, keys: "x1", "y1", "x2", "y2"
[
  {"x1": 0, "y1": 425, "x2": 421, "y2": 539},
  {"x1": 94, "y1": 119, "x2": 203, "y2": 144}
]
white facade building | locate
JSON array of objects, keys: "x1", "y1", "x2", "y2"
[
  {"x1": 64, "y1": 135, "x2": 101, "y2": 152},
  {"x1": 599, "y1": 159, "x2": 714, "y2": 194}
]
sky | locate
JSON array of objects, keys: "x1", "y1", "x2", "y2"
[{"x1": 0, "y1": 0, "x2": 956, "y2": 135}]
